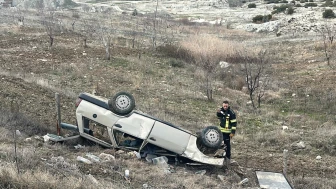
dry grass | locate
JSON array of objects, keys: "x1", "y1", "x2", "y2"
[{"x1": 0, "y1": 6, "x2": 336, "y2": 189}]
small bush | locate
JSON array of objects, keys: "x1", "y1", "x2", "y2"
[
  {"x1": 72, "y1": 12, "x2": 80, "y2": 19},
  {"x1": 300, "y1": 0, "x2": 306, "y2": 3},
  {"x1": 266, "y1": 0, "x2": 280, "y2": 3},
  {"x1": 252, "y1": 14, "x2": 272, "y2": 23},
  {"x1": 168, "y1": 59, "x2": 185, "y2": 68},
  {"x1": 62, "y1": 0, "x2": 79, "y2": 8},
  {"x1": 295, "y1": 3, "x2": 302, "y2": 7},
  {"x1": 323, "y1": 9, "x2": 336, "y2": 18},
  {"x1": 304, "y1": 2, "x2": 318, "y2": 7},
  {"x1": 248, "y1": 3, "x2": 257, "y2": 8},
  {"x1": 320, "y1": 0, "x2": 333, "y2": 7},
  {"x1": 287, "y1": 7, "x2": 295, "y2": 14},
  {"x1": 132, "y1": 9, "x2": 138, "y2": 16},
  {"x1": 272, "y1": 4, "x2": 292, "y2": 14}
]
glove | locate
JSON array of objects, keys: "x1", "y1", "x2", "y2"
[{"x1": 229, "y1": 133, "x2": 234, "y2": 139}]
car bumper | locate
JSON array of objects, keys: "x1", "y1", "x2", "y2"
[{"x1": 182, "y1": 136, "x2": 224, "y2": 166}]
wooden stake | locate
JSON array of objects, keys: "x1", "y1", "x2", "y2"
[
  {"x1": 283, "y1": 149, "x2": 288, "y2": 176},
  {"x1": 55, "y1": 93, "x2": 61, "y2": 136}
]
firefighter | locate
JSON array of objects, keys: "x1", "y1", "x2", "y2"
[{"x1": 217, "y1": 100, "x2": 237, "y2": 163}]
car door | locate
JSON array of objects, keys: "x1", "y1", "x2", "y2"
[
  {"x1": 147, "y1": 121, "x2": 191, "y2": 155},
  {"x1": 113, "y1": 113, "x2": 155, "y2": 139}
]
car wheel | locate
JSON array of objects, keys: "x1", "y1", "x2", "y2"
[
  {"x1": 108, "y1": 91, "x2": 135, "y2": 115},
  {"x1": 200, "y1": 126, "x2": 223, "y2": 149}
]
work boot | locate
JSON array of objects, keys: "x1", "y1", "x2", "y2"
[{"x1": 225, "y1": 157, "x2": 230, "y2": 168}]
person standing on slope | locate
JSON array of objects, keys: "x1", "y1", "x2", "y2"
[{"x1": 217, "y1": 100, "x2": 237, "y2": 163}]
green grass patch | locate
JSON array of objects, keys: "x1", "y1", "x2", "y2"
[{"x1": 109, "y1": 57, "x2": 130, "y2": 68}]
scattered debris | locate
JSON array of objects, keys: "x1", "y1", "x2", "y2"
[
  {"x1": 15, "y1": 130, "x2": 21, "y2": 136},
  {"x1": 25, "y1": 137, "x2": 32, "y2": 142},
  {"x1": 77, "y1": 156, "x2": 92, "y2": 164},
  {"x1": 74, "y1": 144, "x2": 85, "y2": 149},
  {"x1": 43, "y1": 134, "x2": 51, "y2": 142},
  {"x1": 116, "y1": 150, "x2": 125, "y2": 154},
  {"x1": 195, "y1": 170, "x2": 206, "y2": 175},
  {"x1": 133, "y1": 151, "x2": 141, "y2": 159},
  {"x1": 214, "y1": 149, "x2": 225, "y2": 157},
  {"x1": 124, "y1": 169, "x2": 130, "y2": 179},
  {"x1": 238, "y1": 178, "x2": 249, "y2": 185},
  {"x1": 316, "y1": 155, "x2": 322, "y2": 160},
  {"x1": 145, "y1": 154, "x2": 157, "y2": 163},
  {"x1": 99, "y1": 153, "x2": 115, "y2": 162},
  {"x1": 87, "y1": 174, "x2": 99, "y2": 185},
  {"x1": 217, "y1": 174, "x2": 226, "y2": 182},
  {"x1": 152, "y1": 156, "x2": 168, "y2": 165},
  {"x1": 256, "y1": 171, "x2": 292, "y2": 189},
  {"x1": 34, "y1": 135, "x2": 43, "y2": 140},
  {"x1": 86, "y1": 153, "x2": 100, "y2": 162},
  {"x1": 219, "y1": 61, "x2": 230, "y2": 68},
  {"x1": 291, "y1": 141, "x2": 306, "y2": 150},
  {"x1": 152, "y1": 156, "x2": 170, "y2": 173}
]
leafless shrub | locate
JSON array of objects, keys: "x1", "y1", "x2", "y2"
[
  {"x1": 318, "y1": 23, "x2": 336, "y2": 68},
  {"x1": 42, "y1": 11, "x2": 60, "y2": 48},
  {"x1": 239, "y1": 49, "x2": 272, "y2": 109},
  {"x1": 180, "y1": 35, "x2": 243, "y2": 100}
]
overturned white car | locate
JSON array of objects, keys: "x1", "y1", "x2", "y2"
[{"x1": 58, "y1": 92, "x2": 225, "y2": 166}]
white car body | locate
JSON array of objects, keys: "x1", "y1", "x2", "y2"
[{"x1": 73, "y1": 92, "x2": 224, "y2": 166}]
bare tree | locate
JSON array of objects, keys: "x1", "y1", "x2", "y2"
[
  {"x1": 180, "y1": 35, "x2": 232, "y2": 100},
  {"x1": 152, "y1": 0, "x2": 159, "y2": 49},
  {"x1": 42, "y1": 11, "x2": 58, "y2": 48},
  {"x1": 319, "y1": 24, "x2": 336, "y2": 68},
  {"x1": 80, "y1": 19, "x2": 95, "y2": 48},
  {"x1": 35, "y1": 0, "x2": 46, "y2": 15},
  {"x1": 242, "y1": 50, "x2": 270, "y2": 109},
  {"x1": 256, "y1": 73, "x2": 271, "y2": 108},
  {"x1": 96, "y1": 21, "x2": 114, "y2": 60}
]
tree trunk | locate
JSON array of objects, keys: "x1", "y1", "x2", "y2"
[
  {"x1": 49, "y1": 35, "x2": 53, "y2": 48},
  {"x1": 257, "y1": 94, "x2": 261, "y2": 108},
  {"x1": 105, "y1": 45, "x2": 110, "y2": 60},
  {"x1": 83, "y1": 38, "x2": 87, "y2": 48},
  {"x1": 250, "y1": 91, "x2": 255, "y2": 109}
]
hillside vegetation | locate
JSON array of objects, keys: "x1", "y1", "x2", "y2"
[{"x1": 0, "y1": 1, "x2": 335, "y2": 188}]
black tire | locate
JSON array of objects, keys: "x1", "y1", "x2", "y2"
[
  {"x1": 200, "y1": 126, "x2": 223, "y2": 149},
  {"x1": 108, "y1": 91, "x2": 135, "y2": 115}
]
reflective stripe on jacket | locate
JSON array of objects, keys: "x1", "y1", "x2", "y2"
[{"x1": 216, "y1": 107, "x2": 237, "y2": 134}]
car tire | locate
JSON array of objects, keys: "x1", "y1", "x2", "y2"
[
  {"x1": 200, "y1": 126, "x2": 223, "y2": 149},
  {"x1": 108, "y1": 91, "x2": 135, "y2": 115}
]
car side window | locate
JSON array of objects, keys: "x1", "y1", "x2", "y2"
[
  {"x1": 83, "y1": 117, "x2": 111, "y2": 145},
  {"x1": 113, "y1": 130, "x2": 143, "y2": 149}
]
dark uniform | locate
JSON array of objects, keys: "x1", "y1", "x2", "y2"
[{"x1": 217, "y1": 107, "x2": 237, "y2": 160}]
